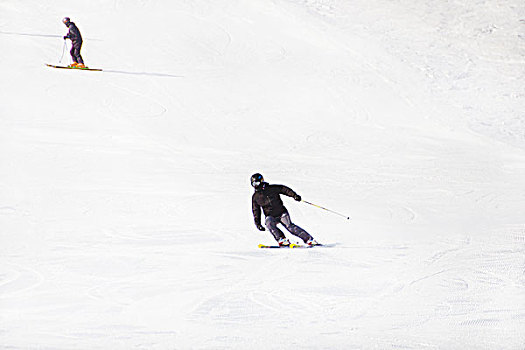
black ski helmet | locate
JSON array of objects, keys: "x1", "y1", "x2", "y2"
[
  {"x1": 250, "y1": 173, "x2": 264, "y2": 188},
  {"x1": 62, "y1": 17, "x2": 71, "y2": 25}
]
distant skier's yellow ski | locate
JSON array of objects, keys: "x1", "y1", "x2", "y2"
[{"x1": 46, "y1": 63, "x2": 102, "y2": 71}]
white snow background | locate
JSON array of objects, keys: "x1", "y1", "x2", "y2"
[{"x1": 1, "y1": 0, "x2": 524, "y2": 349}]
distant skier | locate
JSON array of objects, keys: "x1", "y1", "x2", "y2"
[
  {"x1": 62, "y1": 17, "x2": 85, "y2": 68},
  {"x1": 251, "y1": 173, "x2": 319, "y2": 246}
]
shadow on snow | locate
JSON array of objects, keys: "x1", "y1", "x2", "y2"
[{"x1": 103, "y1": 70, "x2": 184, "y2": 78}]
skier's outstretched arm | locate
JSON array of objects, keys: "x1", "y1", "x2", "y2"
[{"x1": 279, "y1": 185, "x2": 302, "y2": 202}]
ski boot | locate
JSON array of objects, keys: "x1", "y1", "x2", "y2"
[
  {"x1": 68, "y1": 62, "x2": 78, "y2": 68},
  {"x1": 278, "y1": 237, "x2": 291, "y2": 247},
  {"x1": 76, "y1": 63, "x2": 86, "y2": 69},
  {"x1": 306, "y1": 238, "x2": 320, "y2": 246}
]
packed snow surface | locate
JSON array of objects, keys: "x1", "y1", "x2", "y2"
[{"x1": 1, "y1": 0, "x2": 524, "y2": 349}]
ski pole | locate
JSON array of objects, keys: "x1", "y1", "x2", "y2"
[
  {"x1": 302, "y1": 200, "x2": 350, "y2": 220},
  {"x1": 59, "y1": 39, "x2": 66, "y2": 63}
]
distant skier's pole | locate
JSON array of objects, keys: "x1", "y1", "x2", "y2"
[
  {"x1": 59, "y1": 40, "x2": 67, "y2": 63},
  {"x1": 301, "y1": 200, "x2": 350, "y2": 220}
]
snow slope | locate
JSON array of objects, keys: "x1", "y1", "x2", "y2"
[{"x1": 1, "y1": 0, "x2": 524, "y2": 349}]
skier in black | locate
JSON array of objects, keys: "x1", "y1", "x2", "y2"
[
  {"x1": 251, "y1": 173, "x2": 319, "y2": 246},
  {"x1": 62, "y1": 17, "x2": 85, "y2": 68}
]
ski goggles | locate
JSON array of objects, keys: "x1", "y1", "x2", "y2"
[{"x1": 251, "y1": 177, "x2": 264, "y2": 188}]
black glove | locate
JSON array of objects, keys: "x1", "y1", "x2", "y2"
[
  {"x1": 63, "y1": 36, "x2": 68, "y2": 40},
  {"x1": 294, "y1": 194, "x2": 302, "y2": 202},
  {"x1": 256, "y1": 224, "x2": 265, "y2": 231}
]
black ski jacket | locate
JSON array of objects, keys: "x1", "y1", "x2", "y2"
[
  {"x1": 252, "y1": 182, "x2": 298, "y2": 225},
  {"x1": 65, "y1": 22, "x2": 82, "y2": 43}
]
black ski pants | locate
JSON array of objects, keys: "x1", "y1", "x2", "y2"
[
  {"x1": 265, "y1": 212, "x2": 313, "y2": 243},
  {"x1": 70, "y1": 41, "x2": 84, "y2": 64}
]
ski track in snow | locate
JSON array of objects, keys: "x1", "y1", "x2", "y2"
[{"x1": 0, "y1": 264, "x2": 45, "y2": 298}]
